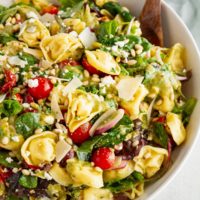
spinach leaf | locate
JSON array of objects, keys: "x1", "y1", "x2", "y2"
[
  {"x1": 0, "y1": 34, "x2": 16, "y2": 45},
  {"x1": 6, "y1": 195, "x2": 28, "y2": 200},
  {"x1": 105, "y1": 171, "x2": 144, "y2": 193},
  {"x1": 153, "y1": 122, "x2": 168, "y2": 148},
  {"x1": 77, "y1": 136, "x2": 101, "y2": 160},
  {"x1": 15, "y1": 113, "x2": 40, "y2": 138},
  {"x1": 97, "y1": 20, "x2": 118, "y2": 43},
  {"x1": 18, "y1": 53, "x2": 38, "y2": 66},
  {"x1": 0, "y1": 100, "x2": 23, "y2": 117},
  {"x1": 77, "y1": 115, "x2": 133, "y2": 161},
  {"x1": 0, "y1": 151, "x2": 19, "y2": 168},
  {"x1": 102, "y1": 2, "x2": 132, "y2": 22},
  {"x1": 172, "y1": 97, "x2": 197, "y2": 125},
  {"x1": 19, "y1": 175, "x2": 38, "y2": 189},
  {"x1": 95, "y1": 115, "x2": 133, "y2": 148}
]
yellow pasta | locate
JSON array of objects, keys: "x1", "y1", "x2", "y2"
[
  {"x1": 85, "y1": 50, "x2": 121, "y2": 75},
  {"x1": 19, "y1": 19, "x2": 50, "y2": 47},
  {"x1": 83, "y1": 188, "x2": 113, "y2": 200},
  {"x1": 66, "y1": 90, "x2": 106, "y2": 132},
  {"x1": 40, "y1": 33, "x2": 83, "y2": 63},
  {"x1": 133, "y1": 146, "x2": 168, "y2": 178},
  {"x1": 21, "y1": 131, "x2": 58, "y2": 166}
]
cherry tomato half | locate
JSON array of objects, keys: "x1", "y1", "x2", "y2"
[
  {"x1": 82, "y1": 57, "x2": 101, "y2": 75},
  {"x1": 28, "y1": 77, "x2": 53, "y2": 100},
  {"x1": 42, "y1": 5, "x2": 59, "y2": 15},
  {"x1": 69, "y1": 122, "x2": 91, "y2": 145},
  {"x1": 92, "y1": 147, "x2": 115, "y2": 170}
]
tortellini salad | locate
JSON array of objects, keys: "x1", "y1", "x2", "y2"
[{"x1": 0, "y1": 0, "x2": 196, "y2": 199}]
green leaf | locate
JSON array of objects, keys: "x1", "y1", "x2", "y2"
[
  {"x1": 77, "y1": 136, "x2": 101, "y2": 160},
  {"x1": 153, "y1": 122, "x2": 168, "y2": 148},
  {"x1": 6, "y1": 195, "x2": 28, "y2": 200},
  {"x1": 58, "y1": 0, "x2": 83, "y2": 8},
  {"x1": 97, "y1": 20, "x2": 118, "y2": 43},
  {"x1": 15, "y1": 112, "x2": 40, "y2": 138},
  {"x1": 19, "y1": 175, "x2": 38, "y2": 189},
  {"x1": 105, "y1": 171, "x2": 144, "y2": 193},
  {"x1": 0, "y1": 151, "x2": 19, "y2": 168},
  {"x1": 0, "y1": 34, "x2": 16, "y2": 45},
  {"x1": 172, "y1": 97, "x2": 197, "y2": 125},
  {"x1": 0, "y1": 100, "x2": 23, "y2": 117},
  {"x1": 102, "y1": 2, "x2": 122, "y2": 16},
  {"x1": 18, "y1": 52, "x2": 38, "y2": 66}
]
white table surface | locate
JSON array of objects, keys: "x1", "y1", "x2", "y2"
[{"x1": 155, "y1": 0, "x2": 200, "y2": 200}]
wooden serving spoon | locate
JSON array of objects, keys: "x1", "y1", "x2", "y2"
[{"x1": 140, "y1": 0, "x2": 164, "y2": 46}]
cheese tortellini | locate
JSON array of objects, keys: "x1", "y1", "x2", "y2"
[
  {"x1": 15, "y1": 0, "x2": 49, "y2": 9},
  {"x1": 40, "y1": 33, "x2": 83, "y2": 63},
  {"x1": 66, "y1": 90, "x2": 106, "y2": 132},
  {"x1": 83, "y1": 188, "x2": 113, "y2": 200},
  {"x1": 63, "y1": 18, "x2": 86, "y2": 34},
  {"x1": 49, "y1": 162, "x2": 74, "y2": 187},
  {"x1": 85, "y1": 50, "x2": 121, "y2": 75},
  {"x1": 166, "y1": 112, "x2": 186, "y2": 145},
  {"x1": 164, "y1": 43, "x2": 185, "y2": 74},
  {"x1": 67, "y1": 159, "x2": 104, "y2": 188},
  {"x1": 133, "y1": 146, "x2": 168, "y2": 178},
  {"x1": 21, "y1": 131, "x2": 58, "y2": 166},
  {"x1": 120, "y1": 84, "x2": 149, "y2": 120},
  {"x1": 124, "y1": 183, "x2": 144, "y2": 200},
  {"x1": 103, "y1": 161, "x2": 135, "y2": 182},
  {"x1": 19, "y1": 19, "x2": 50, "y2": 47},
  {"x1": 0, "y1": 118, "x2": 24, "y2": 150}
]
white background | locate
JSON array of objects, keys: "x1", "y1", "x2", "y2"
[{"x1": 155, "y1": 0, "x2": 200, "y2": 200}]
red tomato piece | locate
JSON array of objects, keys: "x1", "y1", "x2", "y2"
[
  {"x1": 28, "y1": 77, "x2": 53, "y2": 100},
  {"x1": 0, "y1": 70, "x2": 17, "y2": 93},
  {"x1": 82, "y1": 57, "x2": 101, "y2": 75},
  {"x1": 69, "y1": 122, "x2": 91, "y2": 144},
  {"x1": 59, "y1": 59, "x2": 80, "y2": 68},
  {"x1": 42, "y1": 5, "x2": 59, "y2": 15},
  {"x1": 155, "y1": 116, "x2": 166, "y2": 123},
  {"x1": 14, "y1": 93, "x2": 23, "y2": 103},
  {"x1": 92, "y1": 147, "x2": 115, "y2": 170},
  {"x1": 24, "y1": 93, "x2": 34, "y2": 103}
]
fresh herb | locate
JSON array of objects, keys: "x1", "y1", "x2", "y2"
[
  {"x1": 102, "y1": 2, "x2": 132, "y2": 22},
  {"x1": 58, "y1": 0, "x2": 83, "y2": 8},
  {"x1": 6, "y1": 195, "x2": 29, "y2": 200},
  {"x1": 18, "y1": 53, "x2": 38, "y2": 66},
  {"x1": 0, "y1": 34, "x2": 16, "y2": 45},
  {"x1": 105, "y1": 171, "x2": 144, "y2": 193},
  {"x1": 105, "y1": 99, "x2": 118, "y2": 109},
  {"x1": 0, "y1": 100, "x2": 23, "y2": 117},
  {"x1": 0, "y1": 151, "x2": 19, "y2": 168},
  {"x1": 58, "y1": 66, "x2": 83, "y2": 81},
  {"x1": 15, "y1": 113, "x2": 40, "y2": 138},
  {"x1": 173, "y1": 97, "x2": 197, "y2": 125},
  {"x1": 97, "y1": 20, "x2": 118, "y2": 43},
  {"x1": 77, "y1": 115, "x2": 133, "y2": 161},
  {"x1": 19, "y1": 175, "x2": 38, "y2": 189},
  {"x1": 153, "y1": 122, "x2": 168, "y2": 148}
]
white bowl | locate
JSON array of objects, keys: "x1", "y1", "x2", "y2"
[{"x1": 119, "y1": 0, "x2": 200, "y2": 199}]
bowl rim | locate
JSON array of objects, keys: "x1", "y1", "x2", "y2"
[{"x1": 144, "y1": 1, "x2": 200, "y2": 199}]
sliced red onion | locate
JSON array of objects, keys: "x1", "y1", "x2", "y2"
[
  {"x1": 89, "y1": 109, "x2": 125, "y2": 136},
  {"x1": 176, "y1": 75, "x2": 188, "y2": 81},
  {"x1": 108, "y1": 156, "x2": 128, "y2": 170}
]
